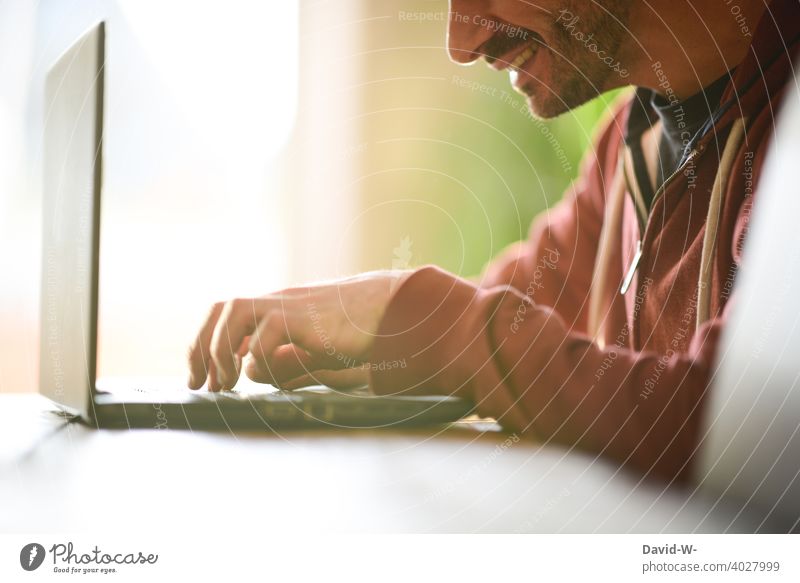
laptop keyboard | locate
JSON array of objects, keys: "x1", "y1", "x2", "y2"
[
  {"x1": 192, "y1": 386, "x2": 372, "y2": 402},
  {"x1": 193, "y1": 390, "x2": 292, "y2": 402}
]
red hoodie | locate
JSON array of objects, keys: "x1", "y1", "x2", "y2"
[{"x1": 368, "y1": 0, "x2": 800, "y2": 482}]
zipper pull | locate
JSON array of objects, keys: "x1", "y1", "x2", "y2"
[{"x1": 620, "y1": 240, "x2": 643, "y2": 295}]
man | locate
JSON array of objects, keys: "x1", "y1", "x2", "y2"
[{"x1": 186, "y1": 1, "x2": 799, "y2": 482}]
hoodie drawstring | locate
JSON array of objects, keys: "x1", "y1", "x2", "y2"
[
  {"x1": 697, "y1": 117, "x2": 747, "y2": 328},
  {"x1": 588, "y1": 156, "x2": 627, "y2": 346},
  {"x1": 588, "y1": 116, "x2": 747, "y2": 344}
]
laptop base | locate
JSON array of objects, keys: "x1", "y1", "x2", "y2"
[{"x1": 91, "y1": 389, "x2": 475, "y2": 431}]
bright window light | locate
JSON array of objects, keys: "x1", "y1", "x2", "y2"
[{"x1": 97, "y1": 1, "x2": 299, "y2": 379}]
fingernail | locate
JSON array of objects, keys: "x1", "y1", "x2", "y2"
[{"x1": 216, "y1": 369, "x2": 227, "y2": 388}]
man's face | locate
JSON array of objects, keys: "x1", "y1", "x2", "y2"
[{"x1": 448, "y1": 0, "x2": 632, "y2": 118}]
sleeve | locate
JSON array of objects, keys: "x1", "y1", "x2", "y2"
[{"x1": 368, "y1": 266, "x2": 724, "y2": 482}]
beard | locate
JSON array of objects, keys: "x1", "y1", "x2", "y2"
[{"x1": 520, "y1": 1, "x2": 632, "y2": 118}]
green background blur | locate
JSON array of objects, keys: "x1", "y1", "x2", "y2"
[{"x1": 353, "y1": 1, "x2": 622, "y2": 277}]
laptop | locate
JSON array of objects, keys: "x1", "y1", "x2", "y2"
[{"x1": 39, "y1": 21, "x2": 474, "y2": 430}]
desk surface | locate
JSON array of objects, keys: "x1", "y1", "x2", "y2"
[{"x1": 0, "y1": 394, "x2": 772, "y2": 534}]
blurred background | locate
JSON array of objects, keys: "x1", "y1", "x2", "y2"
[{"x1": 0, "y1": 0, "x2": 616, "y2": 392}]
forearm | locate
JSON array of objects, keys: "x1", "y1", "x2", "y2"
[{"x1": 369, "y1": 265, "x2": 717, "y2": 482}]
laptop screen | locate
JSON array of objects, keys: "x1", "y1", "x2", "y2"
[{"x1": 39, "y1": 23, "x2": 105, "y2": 417}]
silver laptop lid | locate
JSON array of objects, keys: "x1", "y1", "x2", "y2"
[
  {"x1": 698, "y1": 83, "x2": 800, "y2": 528},
  {"x1": 39, "y1": 23, "x2": 105, "y2": 418}
]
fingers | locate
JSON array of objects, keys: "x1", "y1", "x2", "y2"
[
  {"x1": 244, "y1": 344, "x2": 313, "y2": 385},
  {"x1": 190, "y1": 295, "x2": 305, "y2": 391},
  {"x1": 247, "y1": 309, "x2": 291, "y2": 360},
  {"x1": 245, "y1": 341, "x2": 354, "y2": 386},
  {"x1": 207, "y1": 359, "x2": 221, "y2": 392},
  {"x1": 189, "y1": 297, "x2": 268, "y2": 391},
  {"x1": 191, "y1": 278, "x2": 381, "y2": 391},
  {"x1": 189, "y1": 272, "x2": 398, "y2": 390},
  {"x1": 187, "y1": 302, "x2": 224, "y2": 389},
  {"x1": 209, "y1": 337, "x2": 251, "y2": 392},
  {"x1": 210, "y1": 298, "x2": 264, "y2": 390},
  {"x1": 246, "y1": 311, "x2": 315, "y2": 376},
  {"x1": 262, "y1": 344, "x2": 315, "y2": 383},
  {"x1": 248, "y1": 306, "x2": 360, "y2": 378}
]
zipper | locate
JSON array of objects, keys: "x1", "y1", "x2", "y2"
[
  {"x1": 620, "y1": 145, "x2": 705, "y2": 295},
  {"x1": 620, "y1": 240, "x2": 642, "y2": 294}
]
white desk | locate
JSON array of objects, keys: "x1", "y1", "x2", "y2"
[{"x1": 0, "y1": 394, "x2": 775, "y2": 533}]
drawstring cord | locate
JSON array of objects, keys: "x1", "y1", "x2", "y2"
[
  {"x1": 697, "y1": 117, "x2": 747, "y2": 328},
  {"x1": 588, "y1": 156, "x2": 627, "y2": 346},
  {"x1": 588, "y1": 116, "x2": 748, "y2": 342}
]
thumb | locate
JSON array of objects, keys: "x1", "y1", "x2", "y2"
[{"x1": 247, "y1": 310, "x2": 346, "y2": 378}]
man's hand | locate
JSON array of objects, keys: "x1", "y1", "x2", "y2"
[{"x1": 186, "y1": 271, "x2": 411, "y2": 391}]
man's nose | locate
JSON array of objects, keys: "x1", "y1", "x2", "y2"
[{"x1": 447, "y1": 0, "x2": 497, "y2": 64}]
